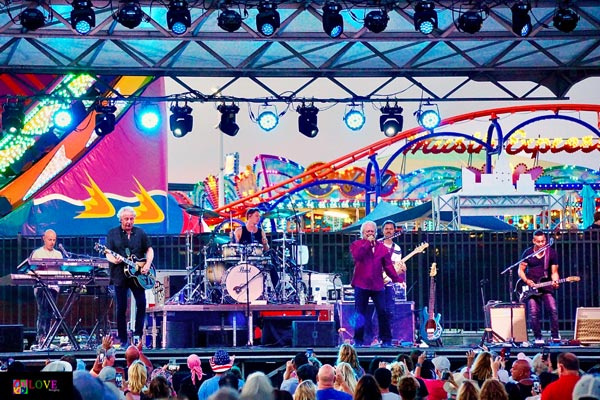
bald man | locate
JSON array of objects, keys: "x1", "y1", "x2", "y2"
[
  {"x1": 505, "y1": 359, "x2": 534, "y2": 400},
  {"x1": 316, "y1": 364, "x2": 352, "y2": 400},
  {"x1": 30, "y1": 229, "x2": 63, "y2": 347}
]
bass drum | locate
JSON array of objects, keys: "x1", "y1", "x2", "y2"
[{"x1": 222, "y1": 263, "x2": 264, "y2": 303}]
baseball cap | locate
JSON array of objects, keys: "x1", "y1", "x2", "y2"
[
  {"x1": 98, "y1": 366, "x2": 117, "y2": 382},
  {"x1": 573, "y1": 374, "x2": 600, "y2": 400},
  {"x1": 432, "y1": 356, "x2": 451, "y2": 371}
]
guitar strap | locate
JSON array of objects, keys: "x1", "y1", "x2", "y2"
[{"x1": 543, "y1": 247, "x2": 549, "y2": 279}]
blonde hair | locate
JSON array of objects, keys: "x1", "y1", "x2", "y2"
[
  {"x1": 294, "y1": 380, "x2": 316, "y2": 400},
  {"x1": 334, "y1": 362, "x2": 358, "y2": 394},
  {"x1": 336, "y1": 344, "x2": 361, "y2": 373},
  {"x1": 479, "y1": 379, "x2": 508, "y2": 400},
  {"x1": 470, "y1": 351, "x2": 493, "y2": 382},
  {"x1": 127, "y1": 361, "x2": 147, "y2": 394},
  {"x1": 389, "y1": 361, "x2": 409, "y2": 387},
  {"x1": 456, "y1": 380, "x2": 480, "y2": 400}
]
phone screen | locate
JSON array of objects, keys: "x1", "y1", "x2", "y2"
[
  {"x1": 306, "y1": 348, "x2": 314, "y2": 358},
  {"x1": 98, "y1": 353, "x2": 105, "y2": 363},
  {"x1": 115, "y1": 373, "x2": 123, "y2": 388}
]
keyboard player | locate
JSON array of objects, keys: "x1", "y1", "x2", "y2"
[{"x1": 29, "y1": 229, "x2": 63, "y2": 348}]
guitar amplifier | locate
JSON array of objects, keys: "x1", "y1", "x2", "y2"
[
  {"x1": 485, "y1": 302, "x2": 527, "y2": 343},
  {"x1": 575, "y1": 307, "x2": 600, "y2": 344}
]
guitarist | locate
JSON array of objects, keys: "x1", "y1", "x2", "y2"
[
  {"x1": 517, "y1": 230, "x2": 560, "y2": 344},
  {"x1": 350, "y1": 220, "x2": 404, "y2": 348},
  {"x1": 106, "y1": 206, "x2": 154, "y2": 346}
]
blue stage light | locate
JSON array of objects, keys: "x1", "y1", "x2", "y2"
[
  {"x1": 257, "y1": 109, "x2": 279, "y2": 131},
  {"x1": 138, "y1": 103, "x2": 161, "y2": 130},
  {"x1": 53, "y1": 108, "x2": 73, "y2": 129},
  {"x1": 344, "y1": 105, "x2": 365, "y2": 131}
]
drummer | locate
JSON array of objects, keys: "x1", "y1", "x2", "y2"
[{"x1": 233, "y1": 207, "x2": 270, "y2": 252}]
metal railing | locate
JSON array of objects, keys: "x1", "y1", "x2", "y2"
[{"x1": 1, "y1": 230, "x2": 598, "y2": 335}]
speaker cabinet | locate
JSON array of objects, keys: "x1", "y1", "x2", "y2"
[
  {"x1": 262, "y1": 316, "x2": 317, "y2": 347},
  {"x1": 575, "y1": 307, "x2": 600, "y2": 344},
  {"x1": 0, "y1": 324, "x2": 23, "y2": 352},
  {"x1": 338, "y1": 302, "x2": 415, "y2": 344},
  {"x1": 292, "y1": 321, "x2": 337, "y2": 347},
  {"x1": 487, "y1": 303, "x2": 527, "y2": 343}
]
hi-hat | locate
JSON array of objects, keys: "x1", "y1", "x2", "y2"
[
  {"x1": 179, "y1": 204, "x2": 221, "y2": 218},
  {"x1": 285, "y1": 210, "x2": 309, "y2": 220},
  {"x1": 272, "y1": 238, "x2": 295, "y2": 243}
]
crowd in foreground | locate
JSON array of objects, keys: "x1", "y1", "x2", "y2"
[{"x1": 2, "y1": 338, "x2": 600, "y2": 400}]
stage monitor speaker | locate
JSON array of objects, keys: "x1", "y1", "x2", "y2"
[
  {"x1": 488, "y1": 303, "x2": 527, "y2": 343},
  {"x1": 0, "y1": 324, "x2": 23, "y2": 352},
  {"x1": 339, "y1": 302, "x2": 415, "y2": 344},
  {"x1": 292, "y1": 321, "x2": 337, "y2": 347},
  {"x1": 574, "y1": 307, "x2": 600, "y2": 344},
  {"x1": 262, "y1": 316, "x2": 317, "y2": 347}
]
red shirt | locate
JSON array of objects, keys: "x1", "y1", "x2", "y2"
[
  {"x1": 541, "y1": 374, "x2": 580, "y2": 400},
  {"x1": 421, "y1": 378, "x2": 447, "y2": 400}
]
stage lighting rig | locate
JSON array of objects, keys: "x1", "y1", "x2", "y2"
[
  {"x1": 218, "y1": 103, "x2": 240, "y2": 136},
  {"x1": 169, "y1": 103, "x2": 193, "y2": 138},
  {"x1": 218, "y1": 8, "x2": 242, "y2": 32},
  {"x1": 256, "y1": 104, "x2": 279, "y2": 132},
  {"x1": 297, "y1": 104, "x2": 319, "y2": 138},
  {"x1": 456, "y1": 10, "x2": 484, "y2": 34},
  {"x1": 95, "y1": 102, "x2": 117, "y2": 136},
  {"x1": 415, "y1": 101, "x2": 441, "y2": 131},
  {"x1": 2, "y1": 101, "x2": 25, "y2": 134},
  {"x1": 380, "y1": 105, "x2": 403, "y2": 137},
  {"x1": 511, "y1": 1, "x2": 532, "y2": 37},
  {"x1": 167, "y1": 0, "x2": 191, "y2": 35},
  {"x1": 71, "y1": 0, "x2": 96, "y2": 35},
  {"x1": 20, "y1": 7, "x2": 46, "y2": 31},
  {"x1": 344, "y1": 104, "x2": 365, "y2": 131},
  {"x1": 322, "y1": 2, "x2": 343, "y2": 38},
  {"x1": 553, "y1": 5, "x2": 579, "y2": 33},
  {"x1": 256, "y1": 1, "x2": 280, "y2": 36},
  {"x1": 115, "y1": 0, "x2": 144, "y2": 29},
  {"x1": 413, "y1": 1, "x2": 437, "y2": 35},
  {"x1": 364, "y1": 10, "x2": 389, "y2": 33}
]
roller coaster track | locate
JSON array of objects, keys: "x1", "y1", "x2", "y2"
[{"x1": 213, "y1": 103, "x2": 600, "y2": 217}]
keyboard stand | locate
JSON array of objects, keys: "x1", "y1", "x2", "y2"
[{"x1": 38, "y1": 279, "x2": 81, "y2": 351}]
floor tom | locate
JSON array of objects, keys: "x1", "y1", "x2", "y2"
[{"x1": 205, "y1": 258, "x2": 226, "y2": 283}]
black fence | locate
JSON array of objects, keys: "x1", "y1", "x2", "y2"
[{"x1": 1, "y1": 230, "x2": 598, "y2": 334}]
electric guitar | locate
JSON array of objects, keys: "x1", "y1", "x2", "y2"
[
  {"x1": 383, "y1": 242, "x2": 429, "y2": 283},
  {"x1": 515, "y1": 276, "x2": 580, "y2": 302},
  {"x1": 94, "y1": 243, "x2": 156, "y2": 290},
  {"x1": 420, "y1": 263, "x2": 443, "y2": 343}
]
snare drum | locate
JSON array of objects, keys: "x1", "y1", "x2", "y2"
[
  {"x1": 245, "y1": 243, "x2": 265, "y2": 262},
  {"x1": 205, "y1": 258, "x2": 226, "y2": 283},
  {"x1": 222, "y1": 263, "x2": 264, "y2": 303},
  {"x1": 221, "y1": 244, "x2": 241, "y2": 262}
]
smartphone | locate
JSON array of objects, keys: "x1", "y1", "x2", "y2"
[
  {"x1": 306, "y1": 348, "x2": 314, "y2": 358},
  {"x1": 167, "y1": 358, "x2": 179, "y2": 372},
  {"x1": 98, "y1": 352, "x2": 105, "y2": 363},
  {"x1": 500, "y1": 347, "x2": 511, "y2": 361},
  {"x1": 426, "y1": 351, "x2": 436, "y2": 359},
  {"x1": 533, "y1": 381, "x2": 540, "y2": 394},
  {"x1": 115, "y1": 372, "x2": 123, "y2": 388},
  {"x1": 542, "y1": 348, "x2": 549, "y2": 362}
]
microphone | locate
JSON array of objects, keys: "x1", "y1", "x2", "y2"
[{"x1": 58, "y1": 243, "x2": 70, "y2": 259}]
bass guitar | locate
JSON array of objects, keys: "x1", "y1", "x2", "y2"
[
  {"x1": 515, "y1": 276, "x2": 580, "y2": 302},
  {"x1": 94, "y1": 243, "x2": 156, "y2": 290},
  {"x1": 420, "y1": 263, "x2": 443, "y2": 343}
]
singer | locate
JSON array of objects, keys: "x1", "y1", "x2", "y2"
[
  {"x1": 349, "y1": 220, "x2": 404, "y2": 347},
  {"x1": 29, "y1": 229, "x2": 63, "y2": 348},
  {"x1": 518, "y1": 229, "x2": 561, "y2": 344}
]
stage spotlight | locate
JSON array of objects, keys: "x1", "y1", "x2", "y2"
[
  {"x1": 256, "y1": 1, "x2": 280, "y2": 36},
  {"x1": 137, "y1": 103, "x2": 161, "y2": 130},
  {"x1": 344, "y1": 104, "x2": 365, "y2": 131},
  {"x1": 115, "y1": 0, "x2": 144, "y2": 29},
  {"x1": 511, "y1": 1, "x2": 532, "y2": 37},
  {"x1": 413, "y1": 1, "x2": 437, "y2": 35},
  {"x1": 71, "y1": 0, "x2": 95, "y2": 35},
  {"x1": 379, "y1": 105, "x2": 403, "y2": 137},
  {"x1": 257, "y1": 105, "x2": 279, "y2": 132},
  {"x1": 2, "y1": 102, "x2": 24, "y2": 134},
  {"x1": 322, "y1": 2, "x2": 343, "y2": 38},
  {"x1": 456, "y1": 10, "x2": 483, "y2": 34},
  {"x1": 415, "y1": 102, "x2": 441, "y2": 131},
  {"x1": 217, "y1": 103, "x2": 240, "y2": 137},
  {"x1": 53, "y1": 108, "x2": 74, "y2": 129},
  {"x1": 364, "y1": 10, "x2": 389, "y2": 33},
  {"x1": 297, "y1": 104, "x2": 319, "y2": 138},
  {"x1": 167, "y1": 0, "x2": 191, "y2": 35},
  {"x1": 169, "y1": 103, "x2": 193, "y2": 138},
  {"x1": 218, "y1": 8, "x2": 242, "y2": 32},
  {"x1": 20, "y1": 8, "x2": 46, "y2": 31},
  {"x1": 553, "y1": 7, "x2": 579, "y2": 33},
  {"x1": 95, "y1": 102, "x2": 117, "y2": 136}
]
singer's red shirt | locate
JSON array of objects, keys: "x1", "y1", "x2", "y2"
[{"x1": 349, "y1": 239, "x2": 403, "y2": 291}]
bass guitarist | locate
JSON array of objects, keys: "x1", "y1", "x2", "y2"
[
  {"x1": 517, "y1": 230, "x2": 560, "y2": 344},
  {"x1": 106, "y1": 206, "x2": 154, "y2": 346}
]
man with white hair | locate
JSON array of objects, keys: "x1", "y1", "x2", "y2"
[
  {"x1": 104, "y1": 206, "x2": 154, "y2": 346},
  {"x1": 350, "y1": 220, "x2": 404, "y2": 347}
]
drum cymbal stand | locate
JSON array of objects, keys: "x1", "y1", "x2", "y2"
[
  {"x1": 177, "y1": 231, "x2": 205, "y2": 304},
  {"x1": 276, "y1": 231, "x2": 300, "y2": 304}
]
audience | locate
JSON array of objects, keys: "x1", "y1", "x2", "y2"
[
  {"x1": 239, "y1": 371, "x2": 273, "y2": 400},
  {"x1": 505, "y1": 359, "x2": 535, "y2": 400},
  {"x1": 354, "y1": 374, "x2": 382, "y2": 400},
  {"x1": 336, "y1": 344, "x2": 365, "y2": 379},
  {"x1": 572, "y1": 374, "x2": 600, "y2": 400},
  {"x1": 397, "y1": 375, "x2": 420, "y2": 400},
  {"x1": 540, "y1": 352, "x2": 580, "y2": 400},
  {"x1": 374, "y1": 367, "x2": 400, "y2": 400},
  {"x1": 334, "y1": 361, "x2": 357, "y2": 396},
  {"x1": 294, "y1": 380, "x2": 317, "y2": 400},
  {"x1": 199, "y1": 350, "x2": 238, "y2": 400},
  {"x1": 480, "y1": 378, "x2": 509, "y2": 400},
  {"x1": 281, "y1": 353, "x2": 310, "y2": 395},
  {"x1": 177, "y1": 354, "x2": 205, "y2": 400},
  {"x1": 456, "y1": 380, "x2": 479, "y2": 400},
  {"x1": 316, "y1": 364, "x2": 352, "y2": 400}
]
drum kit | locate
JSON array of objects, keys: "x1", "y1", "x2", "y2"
[{"x1": 169, "y1": 206, "x2": 309, "y2": 306}]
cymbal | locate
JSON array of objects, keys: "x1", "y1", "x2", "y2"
[
  {"x1": 285, "y1": 210, "x2": 309, "y2": 220},
  {"x1": 180, "y1": 205, "x2": 221, "y2": 218},
  {"x1": 272, "y1": 238, "x2": 295, "y2": 243},
  {"x1": 196, "y1": 232, "x2": 230, "y2": 245},
  {"x1": 263, "y1": 209, "x2": 294, "y2": 219}
]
